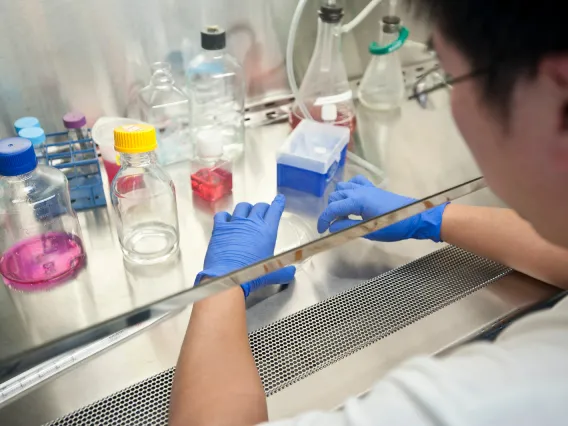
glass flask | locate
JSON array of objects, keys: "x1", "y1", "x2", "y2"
[
  {"x1": 137, "y1": 62, "x2": 192, "y2": 166},
  {"x1": 0, "y1": 137, "x2": 86, "y2": 290},
  {"x1": 111, "y1": 124, "x2": 180, "y2": 265},
  {"x1": 289, "y1": 2, "x2": 356, "y2": 138},
  {"x1": 191, "y1": 129, "x2": 233, "y2": 202},
  {"x1": 186, "y1": 26, "x2": 245, "y2": 160},
  {"x1": 358, "y1": 16, "x2": 406, "y2": 111}
]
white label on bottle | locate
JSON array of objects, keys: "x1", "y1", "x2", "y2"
[{"x1": 314, "y1": 90, "x2": 353, "y2": 106}]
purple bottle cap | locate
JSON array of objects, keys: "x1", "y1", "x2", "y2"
[{"x1": 63, "y1": 112, "x2": 87, "y2": 129}]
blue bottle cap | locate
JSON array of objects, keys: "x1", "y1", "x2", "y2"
[
  {"x1": 0, "y1": 138, "x2": 37, "y2": 176},
  {"x1": 14, "y1": 117, "x2": 41, "y2": 134},
  {"x1": 18, "y1": 127, "x2": 46, "y2": 146}
]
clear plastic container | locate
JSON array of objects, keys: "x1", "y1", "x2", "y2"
[
  {"x1": 277, "y1": 120, "x2": 350, "y2": 196},
  {"x1": 358, "y1": 16, "x2": 405, "y2": 111},
  {"x1": 0, "y1": 137, "x2": 86, "y2": 290},
  {"x1": 92, "y1": 117, "x2": 146, "y2": 184},
  {"x1": 14, "y1": 117, "x2": 40, "y2": 134},
  {"x1": 191, "y1": 129, "x2": 233, "y2": 202},
  {"x1": 289, "y1": 4, "x2": 357, "y2": 139},
  {"x1": 111, "y1": 124, "x2": 180, "y2": 265},
  {"x1": 18, "y1": 127, "x2": 47, "y2": 164},
  {"x1": 186, "y1": 26, "x2": 245, "y2": 159},
  {"x1": 137, "y1": 62, "x2": 192, "y2": 166},
  {"x1": 63, "y1": 112, "x2": 89, "y2": 141}
]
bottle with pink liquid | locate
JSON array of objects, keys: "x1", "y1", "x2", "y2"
[{"x1": 0, "y1": 138, "x2": 86, "y2": 291}]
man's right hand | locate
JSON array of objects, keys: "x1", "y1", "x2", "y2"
[{"x1": 317, "y1": 175, "x2": 449, "y2": 243}]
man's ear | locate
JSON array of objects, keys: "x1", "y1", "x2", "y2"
[{"x1": 539, "y1": 55, "x2": 568, "y2": 170}]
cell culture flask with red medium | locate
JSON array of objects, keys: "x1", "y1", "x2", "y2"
[{"x1": 191, "y1": 130, "x2": 233, "y2": 203}]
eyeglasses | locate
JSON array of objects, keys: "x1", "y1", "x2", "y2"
[
  {"x1": 409, "y1": 37, "x2": 491, "y2": 102},
  {"x1": 409, "y1": 65, "x2": 491, "y2": 104}
]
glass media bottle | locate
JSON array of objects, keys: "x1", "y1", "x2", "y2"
[
  {"x1": 18, "y1": 127, "x2": 47, "y2": 164},
  {"x1": 137, "y1": 62, "x2": 192, "y2": 165},
  {"x1": 111, "y1": 124, "x2": 180, "y2": 265},
  {"x1": 0, "y1": 137, "x2": 86, "y2": 290},
  {"x1": 63, "y1": 112, "x2": 89, "y2": 141},
  {"x1": 186, "y1": 26, "x2": 245, "y2": 159},
  {"x1": 290, "y1": 3, "x2": 356, "y2": 137},
  {"x1": 14, "y1": 116, "x2": 41, "y2": 134}
]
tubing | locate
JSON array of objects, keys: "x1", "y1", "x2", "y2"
[
  {"x1": 286, "y1": 0, "x2": 313, "y2": 120},
  {"x1": 286, "y1": 0, "x2": 394, "y2": 119},
  {"x1": 340, "y1": 0, "x2": 385, "y2": 33}
]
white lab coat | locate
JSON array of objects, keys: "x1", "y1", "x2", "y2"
[{"x1": 264, "y1": 296, "x2": 568, "y2": 425}]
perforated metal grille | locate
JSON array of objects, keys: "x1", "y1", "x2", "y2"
[{"x1": 46, "y1": 246, "x2": 510, "y2": 426}]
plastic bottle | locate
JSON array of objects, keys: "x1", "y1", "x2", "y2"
[
  {"x1": 14, "y1": 117, "x2": 41, "y2": 134},
  {"x1": 63, "y1": 112, "x2": 89, "y2": 141},
  {"x1": 18, "y1": 127, "x2": 47, "y2": 164},
  {"x1": 289, "y1": 3, "x2": 356, "y2": 137},
  {"x1": 190, "y1": 129, "x2": 233, "y2": 202},
  {"x1": 111, "y1": 124, "x2": 180, "y2": 264},
  {"x1": 186, "y1": 26, "x2": 245, "y2": 159},
  {"x1": 137, "y1": 62, "x2": 192, "y2": 166},
  {"x1": 358, "y1": 16, "x2": 405, "y2": 111},
  {"x1": 0, "y1": 138, "x2": 86, "y2": 290}
]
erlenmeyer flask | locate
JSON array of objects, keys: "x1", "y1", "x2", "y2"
[
  {"x1": 359, "y1": 16, "x2": 406, "y2": 111},
  {"x1": 290, "y1": 2, "x2": 356, "y2": 137}
]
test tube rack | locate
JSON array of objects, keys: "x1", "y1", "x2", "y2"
[{"x1": 43, "y1": 131, "x2": 106, "y2": 211}]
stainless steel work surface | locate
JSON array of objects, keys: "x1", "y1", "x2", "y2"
[
  {"x1": 17, "y1": 247, "x2": 559, "y2": 426},
  {"x1": 0, "y1": 183, "x2": 559, "y2": 426},
  {"x1": 0, "y1": 91, "x2": 480, "y2": 380}
]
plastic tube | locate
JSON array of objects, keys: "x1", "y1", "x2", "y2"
[
  {"x1": 340, "y1": 0, "x2": 385, "y2": 33},
  {"x1": 286, "y1": 0, "x2": 313, "y2": 120},
  {"x1": 389, "y1": 0, "x2": 398, "y2": 16}
]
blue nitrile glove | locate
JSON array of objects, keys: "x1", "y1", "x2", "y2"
[
  {"x1": 317, "y1": 175, "x2": 449, "y2": 242},
  {"x1": 195, "y1": 195, "x2": 296, "y2": 298}
]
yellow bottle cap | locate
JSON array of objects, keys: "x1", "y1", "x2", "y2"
[{"x1": 113, "y1": 124, "x2": 158, "y2": 154}]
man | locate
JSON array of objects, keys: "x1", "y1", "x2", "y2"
[{"x1": 170, "y1": 1, "x2": 568, "y2": 424}]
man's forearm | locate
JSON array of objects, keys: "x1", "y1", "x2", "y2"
[
  {"x1": 441, "y1": 204, "x2": 568, "y2": 289},
  {"x1": 170, "y1": 287, "x2": 267, "y2": 426}
]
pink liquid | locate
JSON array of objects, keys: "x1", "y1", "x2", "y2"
[
  {"x1": 191, "y1": 168, "x2": 233, "y2": 202},
  {"x1": 103, "y1": 158, "x2": 121, "y2": 185},
  {"x1": 0, "y1": 232, "x2": 86, "y2": 291}
]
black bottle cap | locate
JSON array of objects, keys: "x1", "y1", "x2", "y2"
[
  {"x1": 382, "y1": 15, "x2": 401, "y2": 34},
  {"x1": 201, "y1": 26, "x2": 226, "y2": 50},
  {"x1": 319, "y1": 5, "x2": 344, "y2": 23}
]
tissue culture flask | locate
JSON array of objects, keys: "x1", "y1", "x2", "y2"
[
  {"x1": 191, "y1": 129, "x2": 233, "y2": 202},
  {"x1": 191, "y1": 163, "x2": 233, "y2": 202}
]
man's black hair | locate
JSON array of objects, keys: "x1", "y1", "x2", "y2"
[{"x1": 411, "y1": 0, "x2": 567, "y2": 113}]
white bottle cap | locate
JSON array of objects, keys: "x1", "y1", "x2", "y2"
[
  {"x1": 196, "y1": 129, "x2": 224, "y2": 158},
  {"x1": 321, "y1": 104, "x2": 338, "y2": 122}
]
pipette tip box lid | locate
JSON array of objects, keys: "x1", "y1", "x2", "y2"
[{"x1": 277, "y1": 120, "x2": 349, "y2": 197}]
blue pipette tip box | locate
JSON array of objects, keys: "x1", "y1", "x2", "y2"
[{"x1": 277, "y1": 120, "x2": 350, "y2": 197}]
